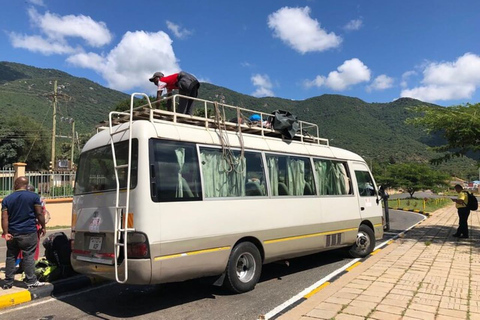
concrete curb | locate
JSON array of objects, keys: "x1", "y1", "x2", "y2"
[
  {"x1": 274, "y1": 205, "x2": 475, "y2": 320},
  {"x1": 0, "y1": 274, "x2": 107, "y2": 310},
  {"x1": 388, "y1": 206, "x2": 431, "y2": 216},
  {"x1": 266, "y1": 213, "x2": 427, "y2": 319}
]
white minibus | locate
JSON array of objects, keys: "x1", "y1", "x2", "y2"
[{"x1": 71, "y1": 94, "x2": 384, "y2": 293}]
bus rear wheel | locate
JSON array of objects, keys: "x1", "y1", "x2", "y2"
[
  {"x1": 349, "y1": 225, "x2": 375, "y2": 258},
  {"x1": 223, "y1": 242, "x2": 262, "y2": 293}
]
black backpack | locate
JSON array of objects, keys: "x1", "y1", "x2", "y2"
[
  {"x1": 466, "y1": 192, "x2": 478, "y2": 211},
  {"x1": 43, "y1": 232, "x2": 71, "y2": 266},
  {"x1": 270, "y1": 110, "x2": 299, "y2": 140},
  {"x1": 177, "y1": 71, "x2": 199, "y2": 92}
]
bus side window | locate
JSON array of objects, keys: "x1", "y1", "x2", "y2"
[
  {"x1": 355, "y1": 171, "x2": 376, "y2": 197},
  {"x1": 278, "y1": 182, "x2": 289, "y2": 195},
  {"x1": 200, "y1": 148, "x2": 265, "y2": 198},
  {"x1": 150, "y1": 139, "x2": 202, "y2": 202},
  {"x1": 245, "y1": 152, "x2": 266, "y2": 197},
  {"x1": 303, "y1": 183, "x2": 314, "y2": 195},
  {"x1": 313, "y1": 159, "x2": 350, "y2": 196},
  {"x1": 245, "y1": 181, "x2": 264, "y2": 196},
  {"x1": 266, "y1": 154, "x2": 312, "y2": 196}
]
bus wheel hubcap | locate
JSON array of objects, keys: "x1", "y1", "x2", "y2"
[
  {"x1": 356, "y1": 233, "x2": 369, "y2": 250},
  {"x1": 236, "y1": 253, "x2": 255, "y2": 283}
]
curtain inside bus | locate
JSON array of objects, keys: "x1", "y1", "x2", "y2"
[
  {"x1": 174, "y1": 148, "x2": 186, "y2": 198},
  {"x1": 267, "y1": 157, "x2": 279, "y2": 196},
  {"x1": 266, "y1": 155, "x2": 313, "y2": 196},
  {"x1": 313, "y1": 160, "x2": 350, "y2": 195},
  {"x1": 200, "y1": 149, "x2": 247, "y2": 197},
  {"x1": 287, "y1": 158, "x2": 306, "y2": 196}
]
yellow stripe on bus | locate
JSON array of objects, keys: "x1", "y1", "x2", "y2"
[
  {"x1": 264, "y1": 227, "x2": 357, "y2": 245},
  {"x1": 154, "y1": 246, "x2": 231, "y2": 261}
]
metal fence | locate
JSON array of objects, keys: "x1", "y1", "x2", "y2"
[{"x1": 0, "y1": 167, "x2": 76, "y2": 199}]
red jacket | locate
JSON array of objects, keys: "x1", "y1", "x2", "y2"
[{"x1": 158, "y1": 73, "x2": 179, "y2": 90}]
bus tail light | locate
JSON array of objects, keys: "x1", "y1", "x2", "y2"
[
  {"x1": 127, "y1": 232, "x2": 150, "y2": 258},
  {"x1": 71, "y1": 211, "x2": 77, "y2": 231},
  {"x1": 71, "y1": 231, "x2": 75, "y2": 251}
]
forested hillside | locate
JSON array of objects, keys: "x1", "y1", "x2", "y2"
[
  {"x1": 0, "y1": 61, "x2": 128, "y2": 133},
  {"x1": 0, "y1": 62, "x2": 477, "y2": 177}
]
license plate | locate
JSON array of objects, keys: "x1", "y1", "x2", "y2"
[{"x1": 89, "y1": 236, "x2": 103, "y2": 251}]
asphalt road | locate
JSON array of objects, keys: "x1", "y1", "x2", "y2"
[{"x1": 0, "y1": 210, "x2": 424, "y2": 320}]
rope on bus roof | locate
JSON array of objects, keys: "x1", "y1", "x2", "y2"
[
  {"x1": 236, "y1": 107, "x2": 245, "y2": 160},
  {"x1": 213, "y1": 102, "x2": 245, "y2": 174}
]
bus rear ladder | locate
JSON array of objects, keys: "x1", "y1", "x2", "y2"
[{"x1": 108, "y1": 93, "x2": 152, "y2": 283}]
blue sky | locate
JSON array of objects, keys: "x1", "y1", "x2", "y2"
[{"x1": 1, "y1": 0, "x2": 480, "y2": 106}]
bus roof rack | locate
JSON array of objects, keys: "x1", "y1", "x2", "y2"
[{"x1": 101, "y1": 93, "x2": 329, "y2": 145}]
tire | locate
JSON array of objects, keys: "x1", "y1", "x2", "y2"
[
  {"x1": 349, "y1": 225, "x2": 375, "y2": 258},
  {"x1": 223, "y1": 242, "x2": 262, "y2": 293}
]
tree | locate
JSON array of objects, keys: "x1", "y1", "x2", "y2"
[
  {"x1": 408, "y1": 103, "x2": 480, "y2": 163},
  {"x1": 376, "y1": 163, "x2": 449, "y2": 198},
  {"x1": 0, "y1": 116, "x2": 50, "y2": 170}
]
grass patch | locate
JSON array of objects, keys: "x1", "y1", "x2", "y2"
[{"x1": 387, "y1": 197, "x2": 452, "y2": 212}]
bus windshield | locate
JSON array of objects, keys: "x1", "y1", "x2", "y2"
[{"x1": 74, "y1": 140, "x2": 138, "y2": 195}]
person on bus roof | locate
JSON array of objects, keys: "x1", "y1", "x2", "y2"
[{"x1": 149, "y1": 71, "x2": 200, "y2": 115}]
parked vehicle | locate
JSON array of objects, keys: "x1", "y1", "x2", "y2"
[{"x1": 70, "y1": 93, "x2": 384, "y2": 293}]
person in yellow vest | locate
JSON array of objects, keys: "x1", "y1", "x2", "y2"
[{"x1": 452, "y1": 184, "x2": 470, "y2": 238}]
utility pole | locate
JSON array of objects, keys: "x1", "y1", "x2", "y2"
[
  {"x1": 70, "y1": 120, "x2": 75, "y2": 169},
  {"x1": 50, "y1": 80, "x2": 57, "y2": 171},
  {"x1": 50, "y1": 80, "x2": 57, "y2": 193}
]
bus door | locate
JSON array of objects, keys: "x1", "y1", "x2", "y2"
[{"x1": 351, "y1": 162, "x2": 380, "y2": 219}]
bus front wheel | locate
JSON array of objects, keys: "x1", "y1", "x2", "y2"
[
  {"x1": 223, "y1": 242, "x2": 262, "y2": 293},
  {"x1": 349, "y1": 225, "x2": 375, "y2": 258}
]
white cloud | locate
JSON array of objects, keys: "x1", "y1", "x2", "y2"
[
  {"x1": 367, "y1": 74, "x2": 394, "y2": 92},
  {"x1": 303, "y1": 75, "x2": 325, "y2": 88},
  {"x1": 166, "y1": 21, "x2": 192, "y2": 39},
  {"x1": 27, "y1": 8, "x2": 112, "y2": 47},
  {"x1": 9, "y1": 32, "x2": 77, "y2": 55},
  {"x1": 251, "y1": 74, "x2": 274, "y2": 97},
  {"x1": 401, "y1": 53, "x2": 480, "y2": 102},
  {"x1": 304, "y1": 58, "x2": 371, "y2": 91},
  {"x1": 8, "y1": 7, "x2": 181, "y2": 93},
  {"x1": 67, "y1": 31, "x2": 180, "y2": 91},
  {"x1": 8, "y1": 8, "x2": 112, "y2": 55},
  {"x1": 267, "y1": 6, "x2": 342, "y2": 54},
  {"x1": 344, "y1": 19, "x2": 363, "y2": 31},
  {"x1": 401, "y1": 70, "x2": 417, "y2": 88}
]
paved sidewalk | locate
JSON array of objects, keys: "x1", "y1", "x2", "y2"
[{"x1": 277, "y1": 204, "x2": 480, "y2": 320}]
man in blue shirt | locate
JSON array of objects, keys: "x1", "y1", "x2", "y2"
[{"x1": 1, "y1": 176, "x2": 46, "y2": 289}]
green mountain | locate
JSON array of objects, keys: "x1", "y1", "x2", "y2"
[
  {"x1": 199, "y1": 83, "x2": 438, "y2": 162},
  {"x1": 0, "y1": 61, "x2": 128, "y2": 133},
  {"x1": 0, "y1": 62, "x2": 477, "y2": 177}
]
